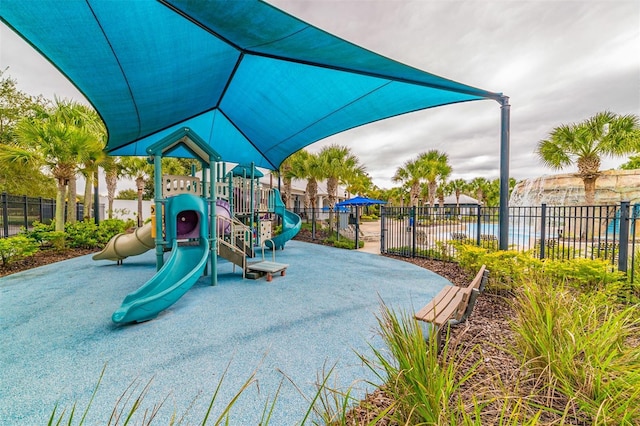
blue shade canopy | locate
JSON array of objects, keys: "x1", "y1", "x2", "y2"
[
  {"x1": 336, "y1": 196, "x2": 387, "y2": 207},
  {"x1": 1, "y1": 0, "x2": 502, "y2": 170}
]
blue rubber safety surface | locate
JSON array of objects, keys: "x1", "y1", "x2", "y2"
[{"x1": 0, "y1": 241, "x2": 449, "y2": 424}]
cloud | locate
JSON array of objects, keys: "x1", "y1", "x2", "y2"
[{"x1": 2, "y1": 0, "x2": 639, "y2": 192}]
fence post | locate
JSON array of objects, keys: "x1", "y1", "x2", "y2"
[
  {"x1": 411, "y1": 206, "x2": 417, "y2": 257},
  {"x1": 39, "y1": 197, "x2": 44, "y2": 224},
  {"x1": 380, "y1": 206, "x2": 386, "y2": 254},
  {"x1": 475, "y1": 205, "x2": 482, "y2": 246},
  {"x1": 2, "y1": 192, "x2": 8, "y2": 237},
  {"x1": 618, "y1": 201, "x2": 630, "y2": 273},
  {"x1": 23, "y1": 195, "x2": 29, "y2": 230},
  {"x1": 539, "y1": 203, "x2": 547, "y2": 259}
]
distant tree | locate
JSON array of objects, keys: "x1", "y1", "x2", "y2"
[
  {"x1": 0, "y1": 70, "x2": 55, "y2": 196},
  {"x1": 537, "y1": 111, "x2": 639, "y2": 204},
  {"x1": 120, "y1": 157, "x2": 152, "y2": 227},
  {"x1": 448, "y1": 178, "x2": 468, "y2": 214},
  {"x1": 318, "y1": 144, "x2": 365, "y2": 228},
  {"x1": 420, "y1": 150, "x2": 452, "y2": 208},
  {"x1": 288, "y1": 150, "x2": 323, "y2": 214},
  {"x1": 345, "y1": 170, "x2": 373, "y2": 197},
  {"x1": 469, "y1": 177, "x2": 489, "y2": 206},
  {"x1": 0, "y1": 99, "x2": 100, "y2": 230},
  {"x1": 393, "y1": 150, "x2": 451, "y2": 208},
  {"x1": 115, "y1": 188, "x2": 138, "y2": 200},
  {"x1": 102, "y1": 156, "x2": 125, "y2": 218}
]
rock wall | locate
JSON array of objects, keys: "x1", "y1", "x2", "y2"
[{"x1": 509, "y1": 169, "x2": 640, "y2": 206}]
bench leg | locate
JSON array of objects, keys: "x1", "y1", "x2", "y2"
[
  {"x1": 266, "y1": 273, "x2": 273, "y2": 282},
  {"x1": 281, "y1": 270, "x2": 286, "y2": 276}
]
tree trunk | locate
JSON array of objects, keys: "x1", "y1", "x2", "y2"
[
  {"x1": 327, "y1": 177, "x2": 337, "y2": 230},
  {"x1": 66, "y1": 176, "x2": 77, "y2": 223},
  {"x1": 83, "y1": 172, "x2": 92, "y2": 220},
  {"x1": 283, "y1": 177, "x2": 291, "y2": 209},
  {"x1": 410, "y1": 182, "x2": 420, "y2": 207},
  {"x1": 55, "y1": 178, "x2": 66, "y2": 232},
  {"x1": 583, "y1": 176, "x2": 597, "y2": 205},
  {"x1": 428, "y1": 181, "x2": 437, "y2": 208},
  {"x1": 106, "y1": 168, "x2": 117, "y2": 219}
]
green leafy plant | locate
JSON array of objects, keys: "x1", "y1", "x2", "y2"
[
  {"x1": 510, "y1": 278, "x2": 640, "y2": 424},
  {"x1": 324, "y1": 235, "x2": 364, "y2": 249},
  {"x1": 0, "y1": 235, "x2": 39, "y2": 266},
  {"x1": 359, "y1": 303, "x2": 479, "y2": 425},
  {"x1": 64, "y1": 220, "x2": 100, "y2": 248},
  {"x1": 96, "y1": 219, "x2": 135, "y2": 245}
]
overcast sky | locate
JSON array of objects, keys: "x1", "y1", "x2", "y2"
[{"x1": 1, "y1": 0, "x2": 639, "y2": 191}]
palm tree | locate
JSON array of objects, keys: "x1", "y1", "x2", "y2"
[
  {"x1": 317, "y1": 144, "x2": 365, "y2": 228},
  {"x1": 288, "y1": 150, "x2": 324, "y2": 231},
  {"x1": 469, "y1": 177, "x2": 489, "y2": 206},
  {"x1": 0, "y1": 100, "x2": 97, "y2": 230},
  {"x1": 537, "y1": 111, "x2": 640, "y2": 205},
  {"x1": 419, "y1": 150, "x2": 452, "y2": 208},
  {"x1": 277, "y1": 155, "x2": 295, "y2": 209},
  {"x1": 449, "y1": 178, "x2": 468, "y2": 216},
  {"x1": 345, "y1": 170, "x2": 373, "y2": 198},
  {"x1": 102, "y1": 156, "x2": 125, "y2": 219},
  {"x1": 392, "y1": 158, "x2": 423, "y2": 207},
  {"x1": 120, "y1": 157, "x2": 152, "y2": 227}
]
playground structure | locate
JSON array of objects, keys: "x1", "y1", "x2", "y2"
[{"x1": 93, "y1": 128, "x2": 301, "y2": 324}]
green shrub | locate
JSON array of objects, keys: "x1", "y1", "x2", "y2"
[
  {"x1": 0, "y1": 235, "x2": 39, "y2": 266},
  {"x1": 21, "y1": 221, "x2": 55, "y2": 243},
  {"x1": 323, "y1": 235, "x2": 364, "y2": 249},
  {"x1": 65, "y1": 220, "x2": 100, "y2": 248},
  {"x1": 96, "y1": 218, "x2": 135, "y2": 244},
  {"x1": 541, "y1": 257, "x2": 626, "y2": 295}
]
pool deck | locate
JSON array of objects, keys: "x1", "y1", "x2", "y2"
[{"x1": 0, "y1": 240, "x2": 449, "y2": 424}]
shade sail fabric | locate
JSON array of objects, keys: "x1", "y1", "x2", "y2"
[
  {"x1": 336, "y1": 196, "x2": 387, "y2": 207},
  {"x1": 1, "y1": 0, "x2": 502, "y2": 170}
]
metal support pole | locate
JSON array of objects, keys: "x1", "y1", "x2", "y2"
[
  {"x1": 153, "y1": 155, "x2": 165, "y2": 271},
  {"x1": 355, "y1": 205, "x2": 360, "y2": 250},
  {"x1": 210, "y1": 160, "x2": 217, "y2": 286},
  {"x1": 498, "y1": 95, "x2": 511, "y2": 250}
]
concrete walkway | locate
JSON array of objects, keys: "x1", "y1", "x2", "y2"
[
  {"x1": 357, "y1": 220, "x2": 382, "y2": 254},
  {"x1": 1, "y1": 240, "x2": 448, "y2": 424}
]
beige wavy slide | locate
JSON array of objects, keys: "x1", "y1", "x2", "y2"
[{"x1": 92, "y1": 222, "x2": 155, "y2": 262}]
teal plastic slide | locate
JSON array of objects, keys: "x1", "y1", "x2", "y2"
[
  {"x1": 112, "y1": 238, "x2": 209, "y2": 324},
  {"x1": 266, "y1": 189, "x2": 302, "y2": 250}
]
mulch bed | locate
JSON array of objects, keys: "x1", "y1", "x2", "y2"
[{"x1": 0, "y1": 248, "x2": 96, "y2": 278}]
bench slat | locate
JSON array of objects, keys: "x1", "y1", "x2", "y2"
[
  {"x1": 415, "y1": 285, "x2": 462, "y2": 326},
  {"x1": 415, "y1": 265, "x2": 488, "y2": 328},
  {"x1": 414, "y1": 285, "x2": 457, "y2": 319}
]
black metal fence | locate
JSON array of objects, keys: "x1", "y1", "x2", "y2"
[
  {"x1": 0, "y1": 193, "x2": 86, "y2": 238},
  {"x1": 381, "y1": 202, "x2": 639, "y2": 281}
]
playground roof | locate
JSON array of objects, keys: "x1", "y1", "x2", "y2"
[{"x1": 1, "y1": 0, "x2": 503, "y2": 170}]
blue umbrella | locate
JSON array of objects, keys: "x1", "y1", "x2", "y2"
[
  {"x1": 336, "y1": 196, "x2": 387, "y2": 207},
  {"x1": 335, "y1": 197, "x2": 386, "y2": 250}
]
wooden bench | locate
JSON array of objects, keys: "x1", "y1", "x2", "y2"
[{"x1": 414, "y1": 265, "x2": 489, "y2": 331}]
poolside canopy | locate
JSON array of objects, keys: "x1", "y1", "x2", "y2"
[
  {"x1": 336, "y1": 196, "x2": 387, "y2": 207},
  {"x1": 1, "y1": 0, "x2": 503, "y2": 170}
]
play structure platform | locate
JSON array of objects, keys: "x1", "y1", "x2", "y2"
[{"x1": 246, "y1": 261, "x2": 289, "y2": 282}]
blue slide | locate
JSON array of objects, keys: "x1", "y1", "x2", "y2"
[
  {"x1": 266, "y1": 189, "x2": 302, "y2": 250},
  {"x1": 112, "y1": 238, "x2": 209, "y2": 324}
]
